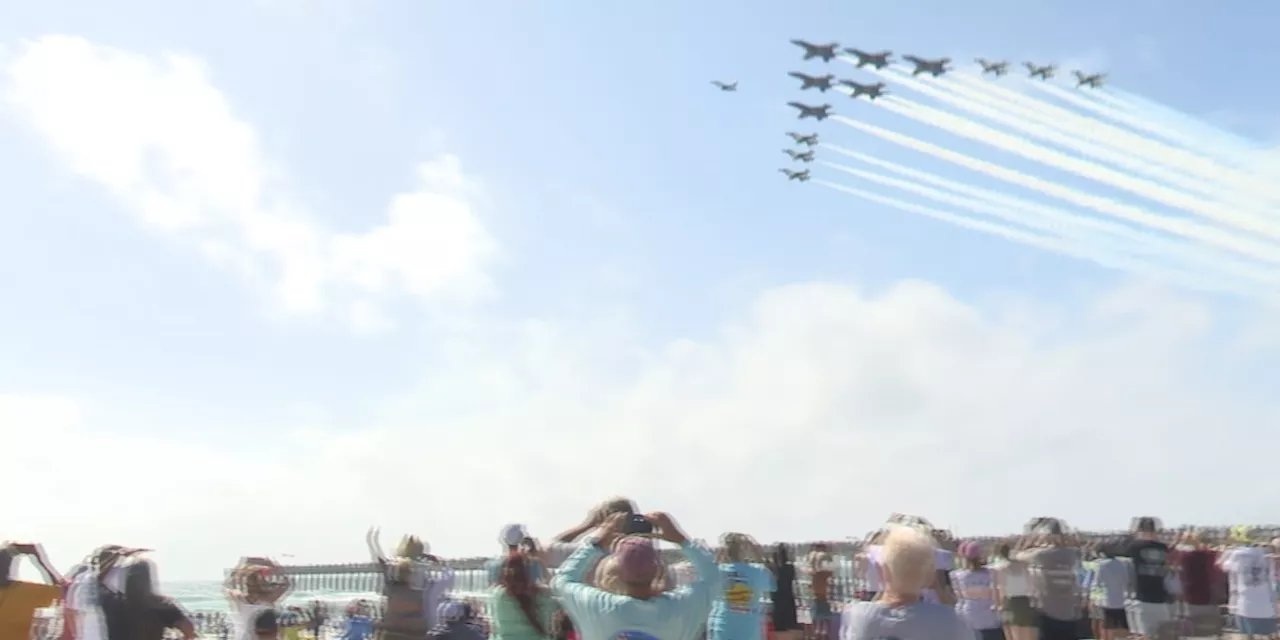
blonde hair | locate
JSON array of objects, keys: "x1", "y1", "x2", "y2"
[
  {"x1": 881, "y1": 527, "x2": 937, "y2": 594},
  {"x1": 593, "y1": 553, "x2": 670, "y2": 594}
]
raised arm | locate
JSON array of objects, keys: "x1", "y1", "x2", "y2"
[{"x1": 366, "y1": 527, "x2": 388, "y2": 565}]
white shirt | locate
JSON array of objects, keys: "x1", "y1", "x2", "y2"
[
  {"x1": 1222, "y1": 546, "x2": 1277, "y2": 619},
  {"x1": 230, "y1": 600, "x2": 274, "y2": 640}
]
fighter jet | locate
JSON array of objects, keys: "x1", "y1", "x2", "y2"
[
  {"x1": 1024, "y1": 62, "x2": 1057, "y2": 80},
  {"x1": 839, "y1": 79, "x2": 888, "y2": 100},
  {"x1": 784, "y1": 149, "x2": 815, "y2": 163},
  {"x1": 843, "y1": 48, "x2": 893, "y2": 70},
  {"x1": 1073, "y1": 71, "x2": 1106, "y2": 89},
  {"x1": 711, "y1": 80, "x2": 738, "y2": 91},
  {"x1": 779, "y1": 168, "x2": 811, "y2": 182},
  {"x1": 790, "y1": 40, "x2": 840, "y2": 63},
  {"x1": 902, "y1": 55, "x2": 952, "y2": 78},
  {"x1": 975, "y1": 58, "x2": 1009, "y2": 76},
  {"x1": 789, "y1": 72, "x2": 836, "y2": 91},
  {"x1": 787, "y1": 132, "x2": 819, "y2": 146},
  {"x1": 787, "y1": 102, "x2": 833, "y2": 121}
]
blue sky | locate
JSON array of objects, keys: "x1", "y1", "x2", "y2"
[{"x1": 3, "y1": 0, "x2": 1280, "y2": 580}]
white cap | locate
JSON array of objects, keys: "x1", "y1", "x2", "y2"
[{"x1": 499, "y1": 524, "x2": 526, "y2": 547}]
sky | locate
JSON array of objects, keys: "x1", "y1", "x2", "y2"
[{"x1": 3, "y1": 0, "x2": 1280, "y2": 581}]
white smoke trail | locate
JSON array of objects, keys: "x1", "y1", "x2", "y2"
[
  {"x1": 1098, "y1": 88, "x2": 1263, "y2": 155},
  {"x1": 851, "y1": 66, "x2": 1219, "y2": 200},
  {"x1": 819, "y1": 147, "x2": 1280, "y2": 287},
  {"x1": 831, "y1": 112, "x2": 1280, "y2": 264},
  {"x1": 870, "y1": 95, "x2": 1280, "y2": 243},
  {"x1": 815, "y1": 179, "x2": 1267, "y2": 300},
  {"x1": 1027, "y1": 81, "x2": 1263, "y2": 175},
  {"x1": 937, "y1": 72, "x2": 1274, "y2": 203}
]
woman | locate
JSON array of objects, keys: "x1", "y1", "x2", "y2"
[
  {"x1": 991, "y1": 541, "x2": 1036, "y2": 640},
  {"x1": 767, "y1": 544, "x2": 802, "y2": 640},
  {"x1": 951, "y1": 541, "x2": 1004, "y2": 640},
  {"x1": 366, "y1": 528, "x2": 435, "y2": 640},
  {"x1": 708, "y1": 533, "x2": 773, "y2": 640},
  {"x1": 838, "y1": 527, "x2": 970, "y2": 640},
  {"x1": 225, "y1": 557, "x2": 291, "y2": 640},
  {"x1": 489, "y1": 552, "x2": 558, "y2": 640}
]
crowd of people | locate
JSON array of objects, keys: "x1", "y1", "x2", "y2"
[{"x1": 4, "y1": 499, "x2": 1280, "y2": 640}]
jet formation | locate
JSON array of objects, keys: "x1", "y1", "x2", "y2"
[{"x1": 775, "y1": 40, "x2": 1112, "y2": 182}]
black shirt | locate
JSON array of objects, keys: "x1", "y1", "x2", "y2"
[
  {"x1": 1121, "y1": 538, "x2": 1170, "y2": 603},
  {"x1": 771, "y1": 563, "x2": 799, "y2": 629}
]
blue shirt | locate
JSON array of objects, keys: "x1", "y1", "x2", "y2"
[
  {"x1": 708, "y1": 562, "x2": 775, "y2": 640},
  {"x1": 341, "y1": 615, "x2": 375, "y2": 640},
  {"x1": 551, "y1": 540, "x2": 719, "y2": 640}
]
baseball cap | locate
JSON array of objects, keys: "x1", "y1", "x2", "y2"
[
  {"x1": 438, "y1": 601, "x2": 465, "y2": 622},
  {"x1": 499, "y1": 524, "x2": 526, "y2": 547},
  {"x1": 614, "y1": 536, "x2": 659, "y2": 584},
  {"x1": 958, "y1": 541, "x2": 982, "y2": 559}
]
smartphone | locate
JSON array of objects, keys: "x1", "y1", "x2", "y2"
[{"x1": 624, "y1": 514, "x2": 654, "y2": 535}]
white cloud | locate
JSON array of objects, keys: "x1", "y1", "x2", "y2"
[
  {"x1": 1, "y1": 35, "x2": 497, "y2": 331},
  {"x1": 4, "y1": 278, "x2": 1275, "y2": 580}
]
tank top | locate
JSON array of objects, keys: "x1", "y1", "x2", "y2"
[{"x1": 996, "y1": 560, "x2": 1031, "y2": 597}]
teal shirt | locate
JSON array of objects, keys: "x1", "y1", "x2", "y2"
[
  {"x1": 488, "y1": 587, "x2": 557, "y2": 640},
  {"x1": 551, "y1": 540, "x2": 720, "y2": 640}
]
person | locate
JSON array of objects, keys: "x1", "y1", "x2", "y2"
[
  {"x1": 991, "y1": 541, "x2": 1036, "y2": 640},
  {"x1": 1013, "y1": 519, "x2": 1083, "y2": 640},
  {"x1": 951, "y1": 541, "x2": 1004, "y2": 640},
  {"x1": 837, "y1": 527, "x2": 970, "y2": 640},
  {"x1": 766, "y1": 544, "x2": 801, "y2": 640},
  {"x1": 225, "y1": 557, "x2": 290, "y2": 640},
  {"x1": 1108, "y1": 517, "x2": 1171, "y2": 640},
  {"x1": 1177, "y1": 531, "x2": 1221, "y2": 639},
  {"x1": 1, "y1": 542, "x2": 64, "y2": 640},
  {"x1": 365, "y1": 528, "x2": 439, "y2": 639},
  {"x1": 338, "y1": 601, "x2": 375, "y2": 640},
  {"x1": 489, "y1": 551, "x2": 558, "y2": 640},
  {"x1": 544, "y1": 497, "x2": 639, "y2": 584},
  {"x1": 707, "y1": 533, "x2": 774, "y2": 640},
  {"x1": 805, "y1": 542, "x2": 836, "y2": 639},
  {"x1": 552, "y1": 511, "x2": 717, "y2": 640},
  {"x1": 1219, "y1": 529, "x2": 1277, "y2": 640},
  {"x1": 1089, "y1": 547, "x2": 1129, "y2": 640},
  {"x1": 428, "y1": 601, "x2": 485, "y2": 640}
]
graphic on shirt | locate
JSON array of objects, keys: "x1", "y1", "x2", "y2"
[
  {"x1": 723, "y1": 574, "x2": 754, "y2": 612},
  {"x1": 615, "y1": 631, "x2": 661, "y2": 640},
  {"x1": 1137, "y1": 547, "x2": 1167, "y2": 577}
]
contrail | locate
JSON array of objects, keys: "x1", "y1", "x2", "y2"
[
  {"x1": 1090, "y1": 87, "x2": 1263, "y2": 159},
  {"x1": 815, "y1": 179, "x2": 1268, "y2": 300},
  {"x1": 832, "y1": 111, "x2": 1280, "y2": 265},
  {"x1": 1027, "y1": 81, "x2": 1267, "y2": 178},
  {"x1": 819, "y1": 147, "x2": 1280, "y2": 287},
  {"x1": 870, "y1": 95, "x2": 1280, "y2": 243},
  {"x1": 862, "y1": 67, "x2": 1219, "y2": 200},
  {"x1": 940, "y1": 72, "x2": 1273, "y2": 203}
]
